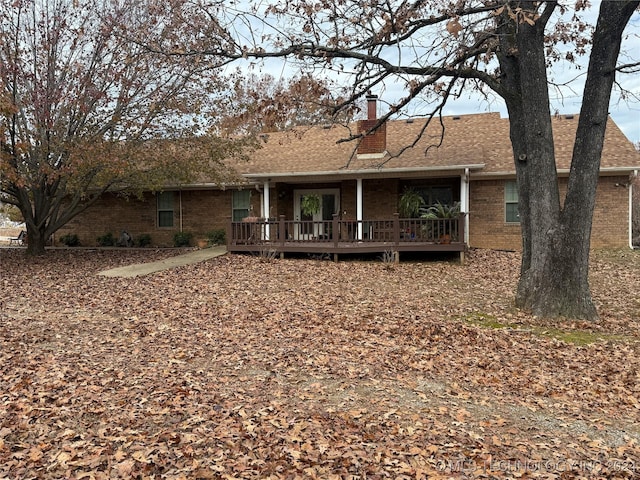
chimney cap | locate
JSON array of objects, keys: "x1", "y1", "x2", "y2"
[{"x1": 366, "y1": 90, "x2": 378, "y2": 99}]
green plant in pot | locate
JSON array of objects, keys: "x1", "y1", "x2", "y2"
[
  {"x1": 421, "y1": 201, "x2": 460, "y2": 243},
  {"x1": 301, "y1": 194, "x2": 321, "y2": 217},
  {"x1": 398, "y1": 188, "x2": 425, "y2": 218}
]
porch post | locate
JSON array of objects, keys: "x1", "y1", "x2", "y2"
[
  {"x1": 357, "y1": 178, "x2": 363, "y2": 240},
  {"x1": 263, "y1": 181, "x2": 270, "y2": 240},
  {"x1": 460, "y1": 168, "x2": 470, "y2": 245},
  {"x1": 631, "y1": 170, "x2": 638, "y2": 249},
  {"x1": 279, "y1": 215, "x2": 286, "y2": 247}
]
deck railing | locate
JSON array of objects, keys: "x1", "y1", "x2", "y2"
[{"x1": 231, "y1": 213, "x2": 465, "y2": 247}]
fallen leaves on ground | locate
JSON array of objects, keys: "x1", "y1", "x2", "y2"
[{"x1": 1, "y1": 248, "x2": 639, "y2": 479}]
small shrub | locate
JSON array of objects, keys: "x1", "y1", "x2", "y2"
[
  {"x1": 173, "y1": 231, "x2": 193, "y2": 247},
  {"x1": 379, "y1": 250, "x2": 396, "y2": 269},
  {"x1": 206, "y1": 228, "x2": 226, "y2": 245},
  {"x1": 256, "y1": 247, "x2": 279, "y2": 262},
  {"x1": 60, "y1": 233, "x2": 80, "y2": 247},
  {"x1": 97, "y1": 232, "x2": 115, "y2": 247},
  {"x1": 135, "y1": 233, "x2": 152, "y2": 247}
]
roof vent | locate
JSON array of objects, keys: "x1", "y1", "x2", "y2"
[
  {"x1": 452, "y1": 115, "x2": 461, "y2": 120},
  {"x1": 406, "y1": 119, "x2": 414, "y2": 124},
  {"x1": 564, "y1": 114, "x2": 574, "y2": 120},
  {"x1": 322, "y1": 124, "x2": 332, "y2": 129}
]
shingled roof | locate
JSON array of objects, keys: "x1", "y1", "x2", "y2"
[{"x1": 230, "y1": 112, "x2": 639, "y2": 181}]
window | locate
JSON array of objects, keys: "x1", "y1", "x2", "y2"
[
  {"x1": 232, "y1": 190, "x2": 251, "y2": 221},
  {"x1": 415, "y1": 185, "x2": 454, "y2": 207},
  {"x1": 157, "y1": 191, "x2": 174, "y2": 228},
  {"x1": 505, "y1": 181, "x2": 520, "y2": 223}
]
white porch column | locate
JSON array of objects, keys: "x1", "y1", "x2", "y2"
[
  {"x1": 357, "y1": 178, "x2": 363, "y2": 240},
  {"x1": 460, "y1": 168, "x2": 470, "y2": 244},
  {"x1": 631, "y1": 170, "x2": 638, "y2": 249},
  {"x1": 263, "y1": 181, "x2": 270, "y2": 240}
]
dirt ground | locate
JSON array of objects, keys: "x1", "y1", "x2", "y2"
[{"x1": 1, "y1": 248, "x2": 639, "y2": 479}]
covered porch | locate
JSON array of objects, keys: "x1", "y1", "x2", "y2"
[{"x1": 228, "y1": 214, "x2": 467, "y2": 262}]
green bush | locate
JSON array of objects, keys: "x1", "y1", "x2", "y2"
[
  {"x1": 135, "y1": 233, "x2": 152, "y2": 247},
  {"x1": 173, "y1": 231, "x2": 193, "y2": 247},
  {"x1": 206, "y1": 228, "x2": 226, "y2": 245},
  {"x1": 97, "y1": 232, "x2": 115, "y2": 247},
  {"x1": 60, "y1": 233, "x2": 80, "y2": 247}
]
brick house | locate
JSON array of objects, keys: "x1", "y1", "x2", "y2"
[{"x1": 59, "y1": 96, "x2": 640, "y2": 257}]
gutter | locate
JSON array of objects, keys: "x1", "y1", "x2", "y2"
[
  {"x1": 242, "y1": 164, "x2": 486, "y2": 182},
  {"x1": 471, "y1": 166, "x2": 640, "y2": 180}
]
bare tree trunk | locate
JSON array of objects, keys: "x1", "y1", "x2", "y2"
[
  {"x1": 25, "y1": 222, "x2": 47, "y2": 256},
  {"x1": 501, "y1": 2, "x2": 638, "y2": 320}
]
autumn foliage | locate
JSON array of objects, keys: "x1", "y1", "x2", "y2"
[
  {"x1": 0, "y1": 0, "x2": 248, "y2": 255},
  {"x1": 1, "y1": 248, "x2": 639, "y2": 478}
]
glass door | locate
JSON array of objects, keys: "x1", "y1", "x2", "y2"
[{"x1": 294, "y1": 189, "x2": 339, "y2": 240}]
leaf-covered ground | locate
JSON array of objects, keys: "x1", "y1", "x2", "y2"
[{"x1": 1, "y1": 248, "x2": 639, "y2": 479}]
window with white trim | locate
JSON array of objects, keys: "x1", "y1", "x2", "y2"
[
  {"x1": 157, "y1": 191, "x2": 174, "y2": 228},
  {"x1": 505, "y1": 181, "x2": 520, "y2": 223},
  {"x1": 232, "y1": 190, "x2": 251, "y2": 221}
]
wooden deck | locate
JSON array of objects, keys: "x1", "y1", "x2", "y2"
[{"x1": 228, "y1": 214, "x2": 467, "y2": 261}]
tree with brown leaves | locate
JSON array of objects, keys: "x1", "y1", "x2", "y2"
[
  {"x1": 0, "y1": 0, "x2": 248, "y2": 255},
  {"x1": 215, "y1": 72, "x2": 356, "y2": 135}
]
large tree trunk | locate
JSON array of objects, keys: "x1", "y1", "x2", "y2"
[
  {"x1": 499, "y1": 2, "x2": 638, "y2": 320},
  {"x1": 25, "y1": 222, "x2": 48, "y2": 256}
]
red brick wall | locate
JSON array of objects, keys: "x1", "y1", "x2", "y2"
[
  {"x1": 58, "y1": 175, "x2": 632, "y2": 249},
  {"x1": 363, "y1": 178, "x2": 399, "y2": 218},
  {"x1": 469, "y1": 176, "x2": 631, "y2": 250},
  {"x1": 591, "y1": 176, "x2": 630, "y2": 248},
  {"x1": 468, "y1": 180, "x2": 522, "y2": 250},
  {"x1": 58, "y1": 189, "x2": 235, "y2": 247},
  {"x1": 339, "y1": 180, "x2": 357, "y2": 219},
  {"x1": 59, "y1": 193, "x2": 157, "y2": 247},
  {"x1": 334, "y1": 179, "x2": 399, "y2": 220}
]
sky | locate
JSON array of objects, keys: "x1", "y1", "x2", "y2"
[
  {"x1": 369, "y1": 5, "x2": 640, "y2": 145},
  {"x1": 242, "y1": 1, "x2": 640, "y2": 146}
]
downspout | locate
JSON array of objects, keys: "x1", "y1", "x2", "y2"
[
  {"x1": 179, "y1": 190, "x2": 183, "y2": 232},
  {"x1": 461, "y1": 168, "x2": 470, "y2": 245},
  {"x1": 263, "y1": 180, "x2": 270, "y2": 240},
  {"x1": 631, "y1": 170, "x2": 638, "y2": 249},
  {"x1": 356, "y1": 178, "x2": 363, "y2": 240}
]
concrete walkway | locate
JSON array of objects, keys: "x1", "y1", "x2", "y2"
[{"x1": 98, "y1": 245, "x2": 227, "y2": 278}]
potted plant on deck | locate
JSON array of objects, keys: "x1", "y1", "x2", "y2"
[
  {"x1": 398, "y1": 188, "x2": 425, "y2": 240},
  {"x1": 421, "y1": 201, "x2": 460, "y2": 243},
  {"x1": 398, "y1": 187, "x2": 424, "y2": 218}
]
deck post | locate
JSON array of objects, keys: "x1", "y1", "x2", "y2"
[
  {"x1": 279, "y1": 215, "x2": 286, "y2": 247},
  {"x1": 393, "y1": 213, "x2": 400, "y2": 263},
  {"x1": 332, "y1": 214, "x2": 339, "y2": 248},
  {"x1": 393, "y1": 213, "x2": 400, "y2": 247},
  {"x1": 356, "y1": 179, "x2": 363, "y2": 240}
]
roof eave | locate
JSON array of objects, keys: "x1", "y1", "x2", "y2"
[
  {"x1": 243, "y1": 164, "x2": 486, "y2": 182},
  {"x1": 471, "y1": 166, "x2": 640, "y2": 180}
]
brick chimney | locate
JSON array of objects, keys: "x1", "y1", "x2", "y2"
[{"x1": 357, "y1": 93, "x2": 387, "y2": 155}]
